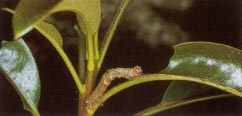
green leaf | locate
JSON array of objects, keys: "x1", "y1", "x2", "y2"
[
  {"x1": 89, "y1": 74, "x2": 242, "y2": 114},
  {"x1": 13, "y1": 0, "x2": 101, "y2": 39},
  {"x1": 162, "y1": 81, "x2": 213, "y2": 102},
  {"x1": 34, "y1": 21, "x2": 85, "y2": 93},
  {"x1": 161, "y1": 42, "x2": 242, "y2": 102},
  {"x1": 12, "y1": 0, "x2": 60, "y2": 38},
  {"x1": 35, "y1": 21, "x2": 63, "y2": 47},
  {"x1": 0, "y1": 39, "x2": 40, "y2": 116},
  {"x1": 135, "y1": 94, "x2": 232, "y2": 116},
  {"x1": 87, "y1": 42, "x2": 242, "y2": 115},
  {"x1": 137, "y1": 42, "x2": 242, "y2": 115},
  {"x1": 3, "y1": 6, "x2": 85, "y2": 94}
]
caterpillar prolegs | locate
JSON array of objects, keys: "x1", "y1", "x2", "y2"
[{"x1": 86, "y1": 66, "x2": 143, "y2": 108}]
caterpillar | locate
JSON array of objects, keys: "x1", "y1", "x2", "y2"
[{"x1": 86, "y1": 66, "x2": 143, "y2": 108}]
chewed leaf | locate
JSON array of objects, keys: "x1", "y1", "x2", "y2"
[
  {"x1": 162, "y1": 42, "x2": 242, "y2": 102},
  {"x1": 0, "y1": 39, "x2": 40, "y2": 115},
  {"x1": 13, "y1": 0, "x2": 101, "y2": 39}
]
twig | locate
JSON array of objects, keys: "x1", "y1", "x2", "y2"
[
  {"x1": 86, "y1": 66, "x2": 143, "y2": 108},
  {"x1": 98, "y1": 0, "x2": 130, "y2": 68}
]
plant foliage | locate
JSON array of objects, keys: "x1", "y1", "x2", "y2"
[{"x1": 0, "y1": 0, "x2": 241, "y2": 116}]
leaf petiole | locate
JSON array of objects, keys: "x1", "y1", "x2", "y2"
[{"x1": 98, "y1": 0, "x2": 130, "y2": 68}]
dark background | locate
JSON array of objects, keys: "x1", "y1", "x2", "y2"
[{"x1": 0, "y1": 0, "x2": 241, "y2": 116}]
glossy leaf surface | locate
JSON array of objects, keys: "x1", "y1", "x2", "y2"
[
  {"x1": 136, "y1": 94, "x2": 232, "y2": 115},
  {"x1": 0, "y1": 39, "x2": 40, "y2": 115},
  {"x1": 162, "y1": 42, "x2": 242, "y2": 102},
  {"x1": 162, "y1": 81, "x2": 213, "y2": 102},
  {"x1": 13, "y1": 0, "x2": 101, "y2": 39}
]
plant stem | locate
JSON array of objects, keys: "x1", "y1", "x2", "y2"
[
  {"x1": 75, "y1": 25, "x2": 86, "y2": 82},
  {"x1": 86, "y1": 66, "x2": 142, "y2": 109},
  {"x1": 87, "y1": 34, "x2": 95, "y2": 71},
  {"x1": 98, "y1": 0, "x2": 130, "y2": 68},
  {"x1": 79, "y1": 71, "x2": 96, "y2": 116},
  {"x1": 84, "y1": 33, "x2": 97, "y2": 92},
  {"x1": 94, "y1": 32, "x2": 100, "y2": 60},
  {"x1": 83, "y1": 34, "x2": 98, "y2": 111},
  {"x1": 76, "y1": 25, "x2": 88, "y2": 116},
  {"x1": 79, "y1": 0, "x2": 131, "y2": 115},
  {"x1": 77, "y1": 16, "x2": 100, "y2": 116},
  {"x1": 78, "y1": 92, "x2": 89, "y2": 116},
  {"x1": 34, "y1": 23, "x2": 85, "y2": 94}
]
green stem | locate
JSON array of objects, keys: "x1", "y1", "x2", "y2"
[
  {"x1": 86, "y1": 71, "x2": 95, "y2": 95},
  {"x1": 34, "y1": 25, "x2": 85, "y2": 94},
  {"x1": 135, "y1": 94, "x2": 233, "y2": 115},
  {"x1": 94, "y1": 32, "x2": 100, "y2": 60},
  {"x1": 46, "y1": 34, "x2": 85, "y2": 94},
  {"x1": 90, "y1": 32, "x2": 101, "y2": 90},
  {"x1": 75, "y1": 26, "x2": 88, "y2": 116},
  {"x1": 87, "y1": 34, "x2": 95, "y2": 71},
  {"x1": 89, "y1": 74, "x2": 242, "y2": 114},
  {"x1": 74, "y1": 25, "x2": 86, "y2": 82},
  {"x1": 98, "y1": 0, "x2": 130, "y2": 68},
  {"x1": 30, "y1": 108, "x2": 40, "y2": 116},
  {"x1": 79, "y1": 71, "x2": 95, "y2": 116},
  {"x1": 85, "y1": 33, "x2": 97, "y2": 94}
]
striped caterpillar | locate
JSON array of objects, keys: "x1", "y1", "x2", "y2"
[{"x1": 86, "y1": 66, "x2": 143, "y2": 108}]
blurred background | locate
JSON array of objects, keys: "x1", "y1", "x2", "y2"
[{"x1": 0, "y1": 0, "x2": 241, "y2": 115}]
